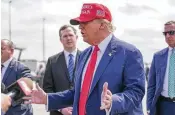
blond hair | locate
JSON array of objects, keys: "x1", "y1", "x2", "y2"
[{"x1": 97, "y1": 19, "x2": 116, "y2": 32}]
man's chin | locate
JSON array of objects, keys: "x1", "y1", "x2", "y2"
[{"x1": 83, "y1": 38, "x2": 88, "y2": 43}]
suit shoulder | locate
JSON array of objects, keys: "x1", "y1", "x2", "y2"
[
  {"x1": 12, "y1": 59, "x2": 29, "y2": 68},
  {"x1": 153, "y1": 48, "x2": 168, "y2": 56},
  {"x1": 79, "y1": 46, "x2": 91, "y2": 56},
  {"x1": 11, "y1": 59, "x2": 31, "y2": 75},
  {"x1": 48, "y1": 52, "x2": 63, "y2": 60},
  {"x1": 115, "y1": 38, "x2": 141, "y2": 53}
]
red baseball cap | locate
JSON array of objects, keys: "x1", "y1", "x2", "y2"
[{"x1": 70, "y1": 3, "x2": 112, "y2": 25}]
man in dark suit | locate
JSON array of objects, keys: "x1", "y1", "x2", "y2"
[
  {"x1": 27, "y1": 3, "x2": 145, "y2": 115},
  {"x1": 147, "y1": 20, "x2": 175, "y2": 115},
  {"x1": 1, "y1": 39, "x2": 33, "y2": 115},
  {"x1": 43, "y1": 25, "x2": 81, "y2": 115}
]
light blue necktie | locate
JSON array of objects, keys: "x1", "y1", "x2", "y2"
[
  {"x1": 68, "y1": 54, "x2": 74, "y2": 82},
  {"x1": 168, "y1": 48, "x2": 175, "y2": 98}
]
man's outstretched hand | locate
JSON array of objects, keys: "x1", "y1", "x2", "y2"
[
  {"x1": 100, "y1": 82, "x2": 112, "y2": 111},
  {"x1": 23, "y1": 82, "x2": 47, "y2": 104}
]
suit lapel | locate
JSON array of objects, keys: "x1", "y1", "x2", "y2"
[
  {"x1": 75, "y1": 50, "x2": 81, "y2": 67},
  {"x1": 69, "y1": 50, "x2": 81, "y2": 87},
  {"x1": 60, "y1": 52, "x2": 70, "y2": 81},
  {"x1": 158, "y1": 48, "x2": 169, "y2": 87},
  {"x1": 89, "y1": 37, "x2": 119, "y2": 95},
  {"x1": 2, "y1": 59, "x2": 15, "y2": 83},
  {"x1": 73, "y1": 50, "x2": 81, "y2": 78}
]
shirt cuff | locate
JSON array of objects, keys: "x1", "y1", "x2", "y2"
[
  {"x1": 58, "y1": 109, "x2": 61, "y2": 112},
  {"x1": 45, "y1": 95, "x2": 49, "y2": 111}
]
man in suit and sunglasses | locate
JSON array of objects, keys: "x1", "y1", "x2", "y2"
[{"x1": 147, "y1": 20, "x2": 175, "y2": 115}]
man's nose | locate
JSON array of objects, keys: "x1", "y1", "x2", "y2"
[
  {"x1": 79, "y1": 24, "x2": 84, "y2": 30},
  {"x1": 165, "y1": 33, "x2": 171, "y2": 38},
  {"x1": 67, "y1": 36, "x2": 72, "y2": 40}
]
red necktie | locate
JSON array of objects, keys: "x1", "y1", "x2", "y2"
[{"x1": 79, "y1": 46, "x2": 99, "y2": 115}]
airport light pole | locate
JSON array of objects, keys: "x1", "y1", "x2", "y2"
[
  {"x1": 42, "y1": 17, "x2": 46, "y2": 62},
  {"x1": 9, "y1": 0, "x2": 12, "y2": 40}
]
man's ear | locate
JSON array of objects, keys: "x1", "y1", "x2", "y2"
[
  {"x1": 99, "y1": 22, "x2": 106, "y2": 30},
  {"x1": 11, "y1": 48, "x2": 14, "y2": 54},
  {"x1": 60, "y1": 38, "x2": 63, "y2": 43}
]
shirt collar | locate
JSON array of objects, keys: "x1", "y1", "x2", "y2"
[
  {"x1": 169, "y1": 47, "x2": 175, "y2": 52},
  {"x1": 94, "y1": 33, "x2": 113, "y2": 52},
  {"x1": 2, "y1": 57, "x2": 13, "y2": 68},
  {"x1": 64, "y1": 49, "x2": 77, "y2": 58}
]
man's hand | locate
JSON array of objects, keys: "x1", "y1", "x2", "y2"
[
  {"x1": 23, "y1": 82, "x2": 47, "y2": 104},
  {"x1": 100, "y1": 82, "x2": 112, "y2": 111},
  {"x1": 60, "y1": 107, "x2": 73, "y2": 115},
  {"x1": 1, "y1": 93, "x2": 11, "y2": 113}
]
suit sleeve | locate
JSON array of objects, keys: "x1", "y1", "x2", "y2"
[
  {"x1": 43, "y1": 58, "x2": 55, "y2": 93},
  {"x1": 147, "y1": 54, "x2": 156, "y2": 111},
  {"x1": 111, "y1": 49, "x2": 145, "y2": 113},
  {"x1": 17, "y1": 63, "x2": 32, "y2": 78},
  {"x1": 47, "y1": 88, "x2": 74, "y2": 110}
]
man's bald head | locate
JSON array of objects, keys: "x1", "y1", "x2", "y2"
[{"x1": 1, "y1": 39, "x2": 15, "y2": 49}]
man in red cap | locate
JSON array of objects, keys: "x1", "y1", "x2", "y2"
[{"x1": 27, "y1": 3, "x2": 145, "y2": 115}]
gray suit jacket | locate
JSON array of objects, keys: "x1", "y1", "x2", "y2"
[
  {"x1": 2, "y1": 58, "x2": 33, "y2": 115},
  {"x1": 43, "y1": 50, "x2": 81, "y2": 115}
]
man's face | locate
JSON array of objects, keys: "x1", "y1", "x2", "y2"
[
  {"x1": 1, "y1": 40, "x2": 13, "y2": 63},
  {"x1": 164, "y1": 24, "x2": 175, "y2": 47},
  {"x1": 79, "y1": 20, "x2": 101, "y2": 45},
  {"x1": 60, "y1": 27, "x2": 78, "y2": 50}
]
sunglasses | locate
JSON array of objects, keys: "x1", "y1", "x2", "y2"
[{"x1": 163, "y1": 31, "x2": 175, "y2": 36}]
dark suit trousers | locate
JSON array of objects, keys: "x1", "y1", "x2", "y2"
[
  {"x1": 50, "y1": 111, "x2": 63, "y2": 115},
  {"x1": 157, "y1": 99, "x2": 175, "y2": 115}
]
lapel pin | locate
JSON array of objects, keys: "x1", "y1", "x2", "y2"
[{"x1": 108, "y1": 53, "x2": 112, "y2": 56}]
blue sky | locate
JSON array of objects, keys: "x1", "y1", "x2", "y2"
[{"x1": 1, "y1": 0, "x2": 175, "y2": 63}]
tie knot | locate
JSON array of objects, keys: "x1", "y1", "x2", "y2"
[
  {"x1": 69, "y1": 54, "x2": 73, "y2": 58},
  {"x1": 94, "y1": 45, "x2": 100, "y2": 52}
]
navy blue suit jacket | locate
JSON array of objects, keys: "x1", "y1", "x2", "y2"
[
  {"x1": 47, "y1": 36, "x2": 145, "y2": 115},
  {"x1": 2, "y1": 58, "x2": 33, "y2": 115},
  {"x1": 147, "y1": 48, "x2": 169, "y2": 115}
]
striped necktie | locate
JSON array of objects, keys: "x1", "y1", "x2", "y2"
[
  {"x1": 68, "y1": 54, "x2": 74, "y2": 82},
  {"x1": 168, "y1": 48, "x2": 175, "y2": 98}
]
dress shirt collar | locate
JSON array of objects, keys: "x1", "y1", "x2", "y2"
[
  {"x1": 64, "y1": 49, "x2": 77, "y2": 58},
  {"x1": 2, "y1": 57, "x2": 13, "y2": 68},
  {"x1": 169, "y1": 47, "x2": 175, "y2": 53},
  {"x1": 93, "y1": 33, "x2": 113, "y2": 53}
]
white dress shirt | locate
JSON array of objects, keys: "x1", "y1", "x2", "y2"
[
  {"x1": 161, "y1": 47, "x2": 174, "y2": 97},
  {"x1": 1, "y1": 57, "x2": 13, "y2": 80},
  {"x1": 64, "y1": 49, "x2": 77, "y2": 68}
]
